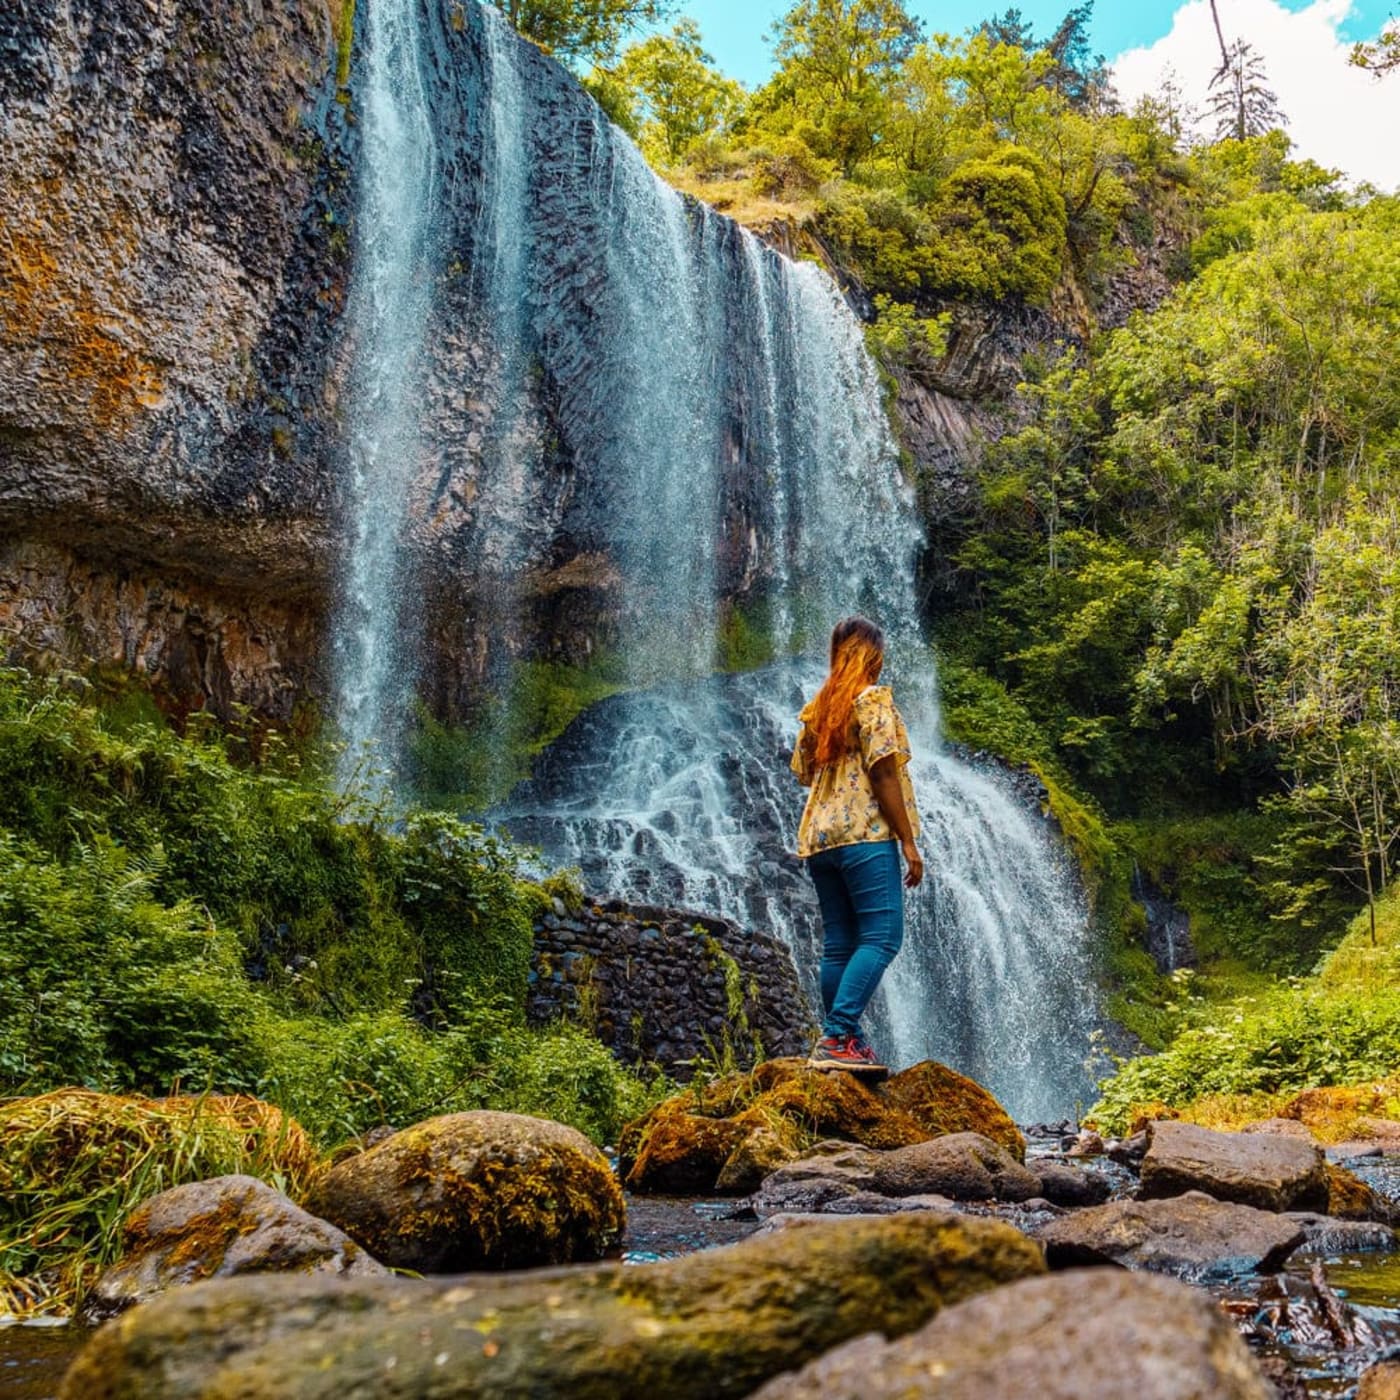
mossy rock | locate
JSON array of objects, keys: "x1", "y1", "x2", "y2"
[
  {"x1": 882, "y1": 1061, "x2": 1026, "y2": 1161},
  {"x1": 59, "y1": 1213, "x2": 1046, "y2": 1400},
  {"x1": 622, "y1": 1103, "x2": 751, "y2": 1193},
  {"x1": 308, "y1": 1110, "x2": 624, "y2": 1271},
  {"x1": 620, "y1": 1058, "x2": 1024, "y2": 1193},
  {"x1": 80, "y1": 1175, "x2": 385, "y2": 1325},
  {"x1": 1326, "y1": 1164, "x2": 1397, "y2": 1224}
]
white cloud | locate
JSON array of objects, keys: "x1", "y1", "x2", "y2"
[{"x1": 1110, "y1": 0, "x2": 1400, "y2": 191}]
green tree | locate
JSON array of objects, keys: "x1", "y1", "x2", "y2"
[
  {"x1": 610, "y1": 20, "x2": 747, "y2": 163},
  {"x1": 760, "y1": 0, "x2": 923, "y2": 172},
  {"x1": 1351, "y1": 27, "x2": 1400, "y2": 75},
  {"x1": 492, "y1": 0, "x2": 674, "y2": 67}
]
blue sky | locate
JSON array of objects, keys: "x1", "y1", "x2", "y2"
[{"x1": 673, "y1": 0, "x2": 1395, "y2": 87}]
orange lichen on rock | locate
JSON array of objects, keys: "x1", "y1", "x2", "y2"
[
  {"x1": 0, "y1": 208, "x2": 166, "y2": 435},
  {"x1": 620, "y1": 1057, "x2": 1026, "y2": 1193}
]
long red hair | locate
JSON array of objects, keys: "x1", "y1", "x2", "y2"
[{"x1": 804, "y1": 617, "x2": 885, "y2": 769}]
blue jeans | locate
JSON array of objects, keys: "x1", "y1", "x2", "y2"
[{"x1": 806, "y1": 840, "x2": 904, "y2": 1039}]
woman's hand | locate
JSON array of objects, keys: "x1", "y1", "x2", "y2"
[{"x1": 901, "y1": 839, "x2": 924, "y2": 888}]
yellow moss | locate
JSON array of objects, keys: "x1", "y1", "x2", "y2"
[
  {"x1": 329, "y1": 0, "x2": 355, "y2": 90},
  {"x1": 620, "y1": 1057, "x2": 1026, "y2": 1192}
]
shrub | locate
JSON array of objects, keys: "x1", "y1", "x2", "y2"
[{"x1": 0, "y1": 835, "x2": 263, "y2": 1094}]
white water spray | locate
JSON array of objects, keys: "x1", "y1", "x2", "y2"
[{"x1": 333, "y1": 0, "x2": 438, "y2": 790}]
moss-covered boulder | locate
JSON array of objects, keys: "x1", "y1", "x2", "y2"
[
  {"x1": 308, "y1": 1111, "x2": 624, "y2": 1271},
  {"x1": 59, "y1": 1213, "x2": 1046, "y2": 1400},
  {"x1": 80, "y1": 1175, "x2": 385, "y2": 1325},
  {"x1": 1326, "y1": 1163, "x2": 1398, "y2": 1224},
  {"x1": 881, "y1": 1061, "x2": 1026, "y2": 1160},
  {"x1": 620, "y1": 1058, "x2": 1024, "y2": 1194}
]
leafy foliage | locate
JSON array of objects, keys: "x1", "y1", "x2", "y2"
[
  {"x1": 0, "y1": 667, "x2": 666, "y2": 1154},
  {"x1": 492, "y1": 0, "x2": 673, "y2": 67},
  {"x1": 1092, "y1": 884, "x2": 1400, "y2": 1134}
]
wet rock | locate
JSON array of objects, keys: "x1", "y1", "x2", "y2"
[
  {"x1": 308, "y1": 1111, "x2": 624, "y2": 1271},
  {"x1": 79, "y1": 1175, "x2": 384, "y2": 1325},
  {"x1": 59, "y1": 1213, "x2": 1045, "y2": 1400},
  {"x1": 1107, "y1": 1129, "x2": 1149, "y2": 1168},
  {"x1": 1286, "y1": 1211, "x2": 1398, "y2": 1254},
  {"x1": 748, "y1": 1268, "x2": 1273, "y2": 1400},
  {"x1": 870, "y1": 1133, "x2": 1042, "y2": 1202},
  {"x1": 1068, "y1": 1128, "x2": 1107, "y2": 1157},
  {"x1": 620, "y1": 1058, "x2": 1024, "y2": 1194},
  {"x1": 749, "y1": 1147, "x2": 881, "y2": 1217},
  {"x1": 1034, "y1": 1159, "x2": 1114, "y2": 1207},
  {"x1": 1326, "y1": 1163, "x2": 1399, "y2": 1224},
  {"x1": 1139, "y1": 1120, "x2": 1330, "y2": 1212},
  {"x1": 1035, "y1": 1191, "x2": 1306, "y2": 1281},
  {"x1": 1359, "y1": 1360, "x2": 1400, "y2": 1399}
]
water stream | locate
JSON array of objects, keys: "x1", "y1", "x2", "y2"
[
  {"x1": 335, "y1": 0, "x2": 1098, "y2": 1121},
  {"x1": 331, "y1": 0, "x2": 439, "y2": 792}
]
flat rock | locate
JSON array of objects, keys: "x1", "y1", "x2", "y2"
[
  {"x1": 1286, "y1": 1211, "x2": 1397, "y2": 1254},
  {"x1": 871, "y1": 1132, "x2": 1042, "y2": 1202},
  {"x1": 1035, "y1": 1190, "x2": 1306, "y2": 1281},
  {"x1": 59, "y1": 1213, "x2": 1046, "y2": 1400},
  {"x1": 1033, "y1": 1160, "x2": 1114, "y2": 1207},
  {"x1": 748, "y1": 1268, "x2": 1273, "y2": 1399},
  {"x1": 79, "y1": 1175, "x2": 385, "y2": 1325},
  {"x1": 1140, "y1": 1120, "x2": 1329, "y2": 1212},
  {"x1": 309, "y1": 1110, "x2": 624, "y2": 1271}
]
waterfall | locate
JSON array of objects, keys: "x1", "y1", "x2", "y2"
[
  {"x1": 332, "y1": 0, "x2": 439, "y2": 791},
  {"x1": 336, "y1": 0, "x2": 1098, "y2": 1121}
]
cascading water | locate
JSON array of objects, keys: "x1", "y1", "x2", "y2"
[
  {"x1": 337, "y1": 0, "x2": 1099, "y2": 1120},
  {"x1": 332, "y1": 0, "x2": 438, "y2": 791}
]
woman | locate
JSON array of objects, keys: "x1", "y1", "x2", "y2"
[{"x1": 791, "y1": 616, "x2": 923, "y2": 1072}]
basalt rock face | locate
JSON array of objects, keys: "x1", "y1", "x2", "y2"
[
  {"x1": 0, "y1": 0, "x2": 350, "y2": 715},
  {"x1": 0, "y1": 0, "x2": 912, "y2": 722}
]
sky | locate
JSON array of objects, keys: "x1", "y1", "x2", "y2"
[{"x1": 666, "y1": 0, "x2": 1400, "y2": 189}]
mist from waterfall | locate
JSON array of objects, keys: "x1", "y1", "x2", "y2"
[
  {"x1": 336, "y1": 0, "x2": 1099, "y2": 1120},
  {"x1": 332, "y1": 0, "x2": 438, "y2": 792}
]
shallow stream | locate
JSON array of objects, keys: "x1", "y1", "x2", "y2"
[{"x1": 9, "y1": 1188, "x2": 1400, "y2": 1396}]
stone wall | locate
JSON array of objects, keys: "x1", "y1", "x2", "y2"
[{"x1": 528, "y1": 898, "x2": 813, "y2": 1076}]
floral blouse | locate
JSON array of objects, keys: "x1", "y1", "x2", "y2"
[{"x1": 790, "y1": 685, "x2": 921, "y2": 858}]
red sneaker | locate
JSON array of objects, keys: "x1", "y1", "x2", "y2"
[
  {"x1": 807, "y1": 1035, "x2": 869, "y2": 1069},
  {"x1": 848, "y1": 1036, "x2": 888, "y2": 1071}
]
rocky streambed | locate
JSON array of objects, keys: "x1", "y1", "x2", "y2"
[{"x1": 10, "y1": 1062, "x2": 1400, "y2": 1397}]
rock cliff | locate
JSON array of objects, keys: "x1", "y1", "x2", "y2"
[{"x1": 1, "y1": 0, "x2": 351, "y2": 714}]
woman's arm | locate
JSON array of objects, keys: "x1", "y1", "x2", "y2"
[{"x1": 869, "y1": 755, "x2": 924, "y2": 888}]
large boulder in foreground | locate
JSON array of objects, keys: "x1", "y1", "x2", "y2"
[
  {"x1": 748, "y1": 1268, "x2": 1273, "y2": 1400},
  {"x1": 1139, "y1": 1120, "x2": 1330, "y2": 1213},
  {"x1": 619, "y1": 1058, "x2": 1024, "y2": 1194},
  {"x1": 80, "y1": 1175, "x2": 385, "y2": 1325},
  {"x1": 308, "y1": 1111, "x2": 624, "y2": 1271},
  {"x1": 59, "y1": 1213, "x2": 1045, "y2": 1400},
  {"x1": 1035, "y1": 1191, "x2": 1306, "y2": 1281}
]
